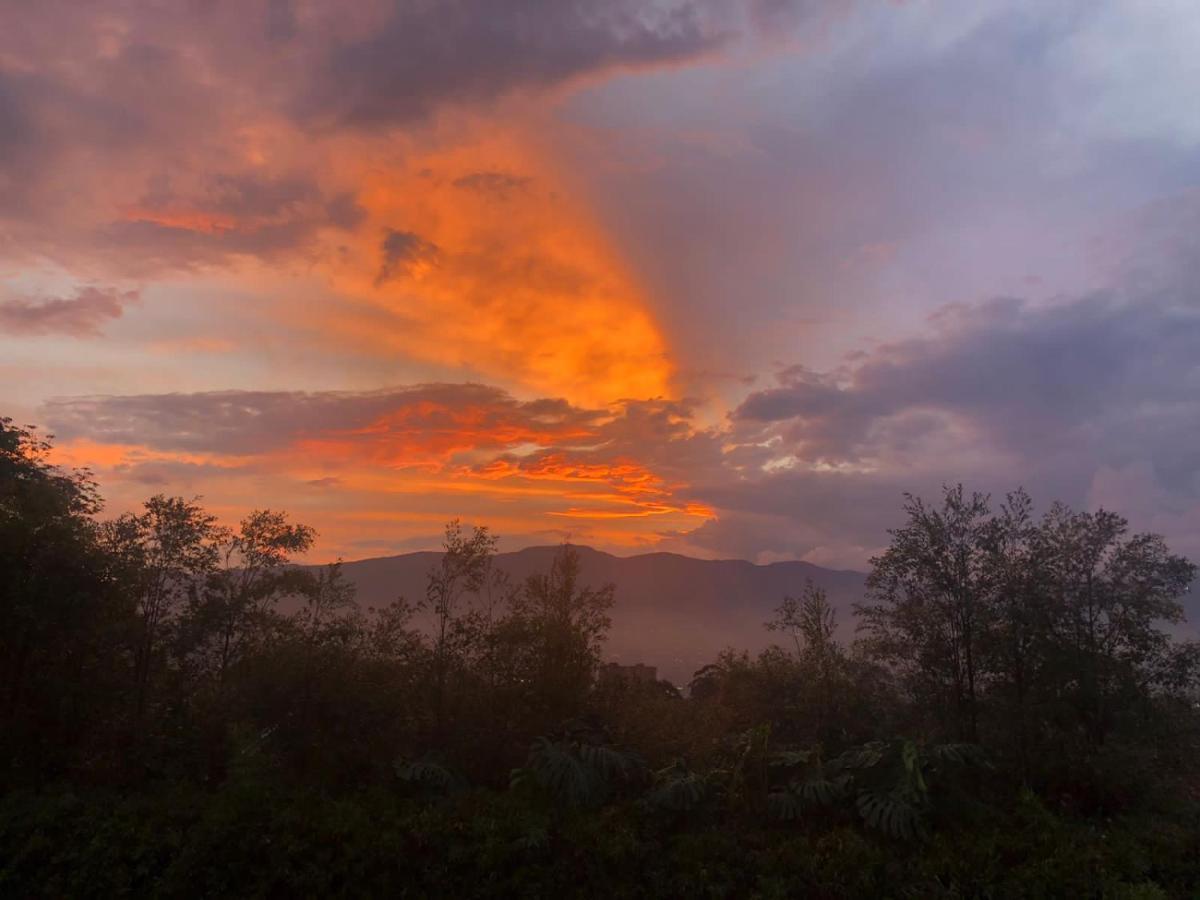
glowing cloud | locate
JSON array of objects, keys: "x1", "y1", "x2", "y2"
[{"x1": 322, "y1": 131, "x2": 675, "y2": 405}]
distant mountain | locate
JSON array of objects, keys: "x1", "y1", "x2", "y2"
[{"x1": 328, "y1": 546, "x2": 868, "y2": 686}]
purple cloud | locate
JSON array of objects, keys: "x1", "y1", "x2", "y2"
[{"x1": 0, "y1": 286, "x2": 138, "y2": 336}]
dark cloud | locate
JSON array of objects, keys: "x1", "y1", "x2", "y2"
[
  {"x1": 733, "y1": 293, "x2": 1200, "y2": 480},
  {"x1": 376, "y1": 229, "x2": 440, "y2": 284},
  {"x1": 0, "y1": 52, "x2": 360, "y2": 271},
  {"x1": 296, "y1": 0, "x2": 732, "y2": 128},
  {"x1": 566, "y1": 1, "x2": 1200, "y2": 384},
  {"x1": 94, "y1": 171, "x2": 368, "y2": 270},
  {"x1": 708, "y1": 284, "x2": 1200, "y2": 564},
  {"x1": 0, "y1": 286, "x2": 138, "y2": 336},
  {"x1": 452, "y1": 171, "x2": 533, "y2": 197},
  {"x1": 0, "y1": 0, "x2": 858, "y2": 277},
  {"x1": 0, "y1": 1, "x2": 733, "y2": 273},
  {"x1": 204, "y1": 174, "x2": 322, "y2": 218},
  {"x1": 703, "y1": 189, "x2": 1200, "y2": 565},
  {"x1": 113, "y1": 459, "x2": 249, "y2": 487},
  {"x1": 43, "y1": 384, "x2": 605, "y2": 456},
  {"x1": 305, "y1": 476, "x2": 343, "y2": 488}
]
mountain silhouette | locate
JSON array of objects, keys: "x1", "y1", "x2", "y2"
[{"x1": 328, "y1": 545, "x2": 868, "y2": 685}]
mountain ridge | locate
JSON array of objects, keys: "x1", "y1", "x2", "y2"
[
  {"x1": 323, "y1": 545, "x2": 869, "y2": 685},
  {"x1": 335, "y1": 544, "x2": 865, "y2": 575},
  {"x1": 319, "y1": 544, "x2": 1200, "y2": 685}
]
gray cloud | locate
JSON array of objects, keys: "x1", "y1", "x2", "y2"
[
  {"x1": 452, "y1": 171, "x2": 532, "y2": 197},
  {"x1": 376, "y1": 229, "x2": 440, "y2": 284},
  {"x1": 0, "y1": 286, "x2": 138, "y2": 336},
  {"x1": 296, "y1": 0, "x2": 732, "y2": 128},
  {"x1": 706, "y1": 282, "x2": 1200, "y2": 566},
  {"x1": 43, "y1": 383, "x2": 605, "y2": 456},
  {"x1": 92, "y1": 171, "x2": 369, "y2": 271},
  {"x1": 113, "y1": 458, "x2": 250, "y2": 487},
  {"x1": 305, "y1": 476, "x2": 343, "y2": 488},
  {"x1": 0, "y1": 0, "x2": 738, "y2": 274},
  {"x1": 563, "y1": 1, "x2": 1200, "y2": 385},
  {"x1": 733, "y1": 293, "x2": 1200, "y2": 480}
]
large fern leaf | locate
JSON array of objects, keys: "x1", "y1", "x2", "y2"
[
  {"x1": 768, "y1": 749, "x2": 816, "y2": 769},
  {"x1": 646, "y1": 764, "x2": 711, "y2": 812},
  {"x1": 855, "y1": 790, "x2": 924, "y2": 841},
  {"x1": 524, "y1": 738, "x2": 600, "y2": 807},
  {"x1": 797, "y1": 774, "x2": 850, "y2": 806},
  {"x1": 579, "y1": 743, "x2": 645, "y2": 783},
  {"x1": 829, "y1": 741, "x2": 887, "y2": 773},
  {"x1": 767, "y1": 774, "x2": 849, "y2": 821},
  {"x1": 395, "y1": 758, "x2": 461, "y2": 795}
]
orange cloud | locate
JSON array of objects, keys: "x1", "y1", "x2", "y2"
[
  {"x1": 44, "y1": 384, "x2": 716, "y2": 558},
  {"x1": 120, "y1": 208, "x2": 240, "y2": 235},
  {"x1": 48, "y1": 439, "x2": 245, "y2": 472},
  {"x1": 321, "y1": 130, "x2": 675, "y2": 406},
  {"x1": 472, "y1": 454, "x2": 668, "y2": 497}
]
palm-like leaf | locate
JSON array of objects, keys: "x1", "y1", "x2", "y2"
[
  {"x1": 579, "y1": 743, "x2": 645, "y2": 782},
  {"x1": 797, "y1": 775, "x2": 850, "y2": 806},
  {"x1": 829, "y1": 741, "x2": 887, "y2": 773},
  {"x1": 514, "y1": 737, "x2": 645, "y2": 809},
  {"x1": 525, "y1": 738, "x2": 599, "y2": 807},
  {"x1": 768, "y1": 749, "x2": 816, "y2": 769},
  {"x1": 767, "y1": 774, "x2": 849, "y2": 821},
  {"x1": 646, "y1": 762, "x2": 712, "y2": 812},
  {"x1": 766, "y1": 787, "x2": 805, "y2": 821},
  {"x1": 395, "y1": 758, "x2": 461, "y2": 795},
  {"x1": 855, "y1": 790, "x2": 924, "y2": 841}
]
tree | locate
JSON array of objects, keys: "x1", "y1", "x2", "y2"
[
  {"x1": 237, "y1": 562, "x2": 369, "y2": 782},
  {"x1": 858, "y1": 485, "x2": 995, "y2": 742},
  {"x1": 292, "y1": 561, "x2": 360, "y2": 646},
  {"x1": 424, "y1": 520, "x2": 497, "y2": 739},
  {"x1": 1036, "y1": 503, "x2": 1194, "y2": 748},
  {"x1": 979, "y1": 488, "x2": 1045, "y2": 778},
  {"x1": 859, "y1": 485, "x2": 1197, "y2": 765},
  {"x1": 184, "y1": 509, "x2": 315, "y2": 684},
  {"x1": 767, "y1": 581, "x2": 839, "y2": 666},
  {"x1": 0, "y1": 419, "x2": 118, "y2": 780},
  {"x1": 2, "y1": 420, "x2": 106, "y2": 698},
  {"x1": 101, "y1": 495, "x2": 223, "y2": 724},
  {"x1": 765, "y1": 582, "x2": 845, "y2": 742},
  {"x1": 507, "y1": 544, "x2": 614, "y2": 725}
]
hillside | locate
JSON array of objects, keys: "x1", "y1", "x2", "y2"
[{"x1": 331, "y1": 546, "x2": 868, "y2": 686}]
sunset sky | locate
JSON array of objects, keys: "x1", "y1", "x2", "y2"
[{"x1": 5, "y1": 1, "x2": 1200, "y2": 566}]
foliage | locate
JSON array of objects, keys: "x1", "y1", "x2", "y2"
[
  {"x1": 857, "y1": 484, "x2": 1198, "y2": 770},
  {"x1": 1, "y1": 424, "x2": 1198, "y2": 894},
  {"x1": 0, "y1": 785, "x2": 1196, "y2": 898},
  {"x1": 763, "y1": 739, "x2": 985, "y2": 840},
  {"x1": 644, "y1": 761, "x2": 721, "y2": 813},
  {"x1": 511, "y1": 731, "x2": 645, "y2": 809},
  {"x1": 0, "y1": 419, "x2": 116, "y2": 784},
  {"x1": 395, "y1": 758, "x2": 463, "y2": 797}
]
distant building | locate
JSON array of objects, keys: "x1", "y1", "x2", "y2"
[{"x1": 599, "y1": 662, "x2": 658, "y2": 685}]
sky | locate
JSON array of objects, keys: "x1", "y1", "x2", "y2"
[{"x1": 4, "y1": 0, "x2": 1200, "y2": 566}]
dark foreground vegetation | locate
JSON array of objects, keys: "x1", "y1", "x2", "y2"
[{"x1": 3, "y1": 416, "x2": 1200, "y2": 898}]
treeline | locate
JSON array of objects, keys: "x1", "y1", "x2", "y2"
[
  {"x1": 1, "y1": 417, "x2": 613, "y2": 789},
  {"x1": 2, "y1": 417, "x2": 1200, "y2": 897}
]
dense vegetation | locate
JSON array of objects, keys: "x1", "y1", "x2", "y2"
[{"x1": 3, "y1": 416, "x2": 1199, "y2": 897}]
